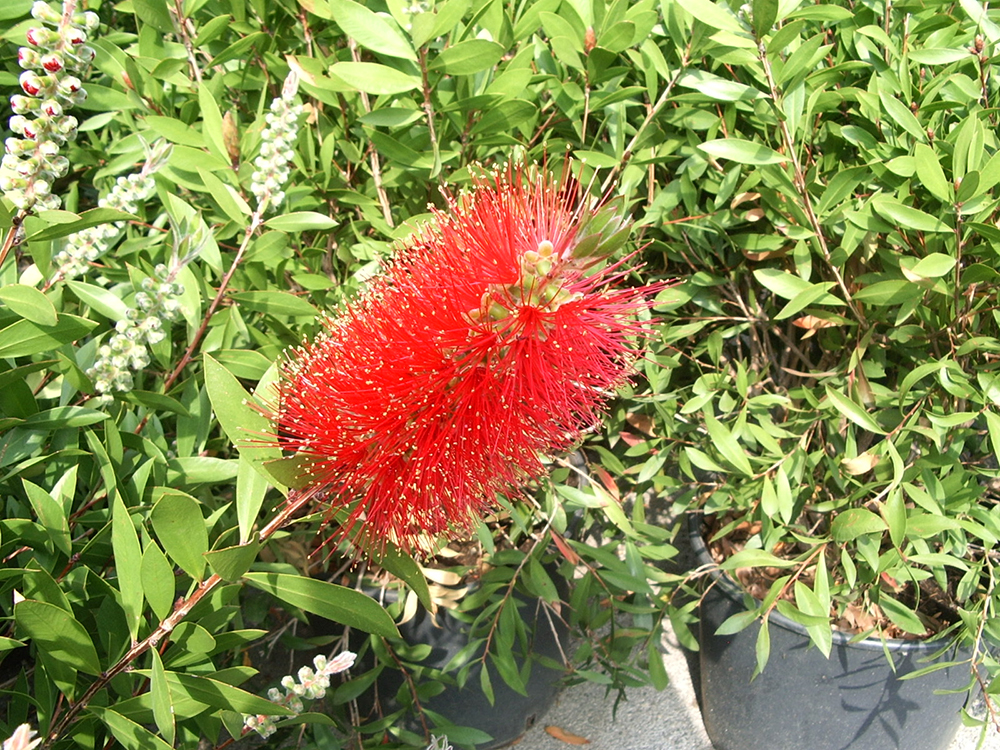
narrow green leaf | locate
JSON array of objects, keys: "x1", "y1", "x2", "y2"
[
  {"x1": 149, "y1": 648, "x2": 175, "y2": 746},
  {"x1": 365, "y1": 541, "x2": 433, "y2": 613},
  {"x1": 700, "y1": 139, "x2": 786, "y2": 165},
  {"x1": 243, "y1": 572, "x2": 400, "y2": 638},
  {"x1": 831, "y1": 508, "x2": 887, "y2": 542},
  {"x1": 329, "y1": 62, "x2": 420, "y2": 94},
  {"x1": 0, "y1": 285, "x2": 57, "y2": 326},
  {"x1": 871, "y1": 196, "x2": 950, "y2": 232},
  {"x1": 0, "y1": 314, "x2": 97, "y2": 358},
  {"x1": 719, "y1": 549, "x2": 798, "y2": 570},
  {"x1": 262, "y1": 211, "x2": 337, "y2": 232},
  {"x1": 198, "y1": 84, "x2": 228, "y2": 165},
  {"x1": 879, "y1": 595, "x2": 927, "y2": 635},
  {"x1": 66, "y1": 280, "x2": 131, "y2": 320},
  {"x1": 21, "y1": 406, "x2": 107, "y2": 430},
  {"x1": 141, "y1": 541, "x2": 175, "y2": 621},
  {"x1": 205, "y1": 541, "x2": 261, "y2": 582},
  {"x1": 229, "y1": 291, "x2": 320, "y2": 318},
  {"x1": 878, "y1": 90, "x2": 926, "y2": 142},
  {"x1": 236, "y1": 455, "x2": 268, "y2": 544},
  {"x1": 429, "y1": 39, "x2": 506, "y2": 75},
  {"x1": 714, "y1": 609, "x2": 759, "y2": 635},
  {"x1": 913, "y1": 143, "x2": 952, "y2": 203},
  {"x1": 15, "y1": 599, "x2": 101, "y2": 675},
  {"x1": 22, "y1": 479, "x2": 71, "y2": 556},
  {"x1": 676, "y1": 0, "x2": 749, "y2": 34},
  {"x1": 150, "y1": 491, "x2": 208, "y2": 581},
  {"x1": 753, "y1": 618, "x2": 771, "y2": 676},
  {"x1": 90, "y1": 706, "x2": 174, "y2": 750},
  {"x1": 112, "y1": 493, "x2": 144, "y2": 641},
  {"x1": 647, "y1": 641, "x2": 669, "y2": 690},
  {"x1": 824, "y1": 387, "x2": 886, "y2": 434},
  {"x1": 204, "y1": 355, "x2": 285, "y2": 490},
  {"x1": 703, "y1": 410, "x2": 753, "y2": 476},
  {"x1": 326, "y1": 0, "x2": 416, "y2": 60}
]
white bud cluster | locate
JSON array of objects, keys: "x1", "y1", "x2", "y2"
[
  {"x1": 243, "y1": 651, "x2": 356, "y2": 739},
  {"x1": 426, "y1": 736, "x2": 454, "y2": 750},
  {"x1": 1, "y1": 1, "x2": 97, "y2": 211},
  {"x1": 87, "y1": 264, "x2": 185, "y2": 394},
  {"x1": 51, "y1": 140, "x2": 172, "y2": 281},
  {"x1": 249, "y1": 71, "x2": 302, "y2": 213}
]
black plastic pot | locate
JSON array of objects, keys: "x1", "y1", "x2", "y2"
[
  {"x1": 690, "y1": 518, "x2": 970, "y2": 750},
  {"x1": 372, "y1": 592, "x2": 567, "y2": 749}
]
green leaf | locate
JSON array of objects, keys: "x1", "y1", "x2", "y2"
[
  {"x1": 913, "y1": 143, "x2": 952, "y2": 203},
  {"x1": 905, "y1": 253, "x2": 957, "y2": 280},
  {"x1": 719, "y1": 549, "x2": 798, "y2": 570},
  {"x1": 871, "y1": 196, "x2": 950, "y2": 232},
  {"x1": 204, "y1": 355, "x2": 285, "y2": 491},
  {"x1": 112, "y1": 493, "x2": 144, "y2": 641},
  {"x1": 824, "y1": 387, "x2": 885, "y2": 434},
  {"x1": 243, "y1": 572, "x2": 400, "y2": 638},
  {"x1": 676, "y1": 0, "x2": 749, "y2": 34},
  {"x1": 879, "y1": 595, "x2": 927, "y2": 635},
  {"x1": 0, "y1": 314, "x2": 97, "y2": 358},
  {"x1": 263, "y1": 211, "x2": 337, "y2": 232},
  {"x1": 141, "y1": 541, "x2": 176, "y2": 621},
  {"x1": 27, "y1": 208, "x2": 134, "y2": 241},
  {"x1": 15, "y1": 599, "x2": 102, "y2": 675},
  {"x1": 647, "y1": 640, "x2": 669, "y2": 690},
  {"x1": 699, "y1": 139, "x2": 786, "y2": 165},
  {"x1": 703, "y1": 410, "x2": 753, "y2": 476},
  {"x1": 236, "y1": 455, "x2": 269, "y2": 545},
  {"x1": 131, "y1": 0, "x2": 174, "y2": 33},
  {"x1": 326, "y1": 0, "x2": 416, "y2": 60},
  {"x1": 229, "y1": 291, "x2": 320, "y2": 318},
  {"x1": 0, "y1": 285, "x2": 57, "y2": 326},
  {"x1": 166, "y1": 456, "x2": 239, "y2": 484},
  {"x1": 205, "y1": 541, "x2": 261, "y2": 582},
  {"x1": 197, "y1": 167, "x2": 251, "y2": 225},
  {"x1": 22, "y1": 479, "x2": 71, "y2": 556},
  {"x1": 751, "y1": 0, "x2": 779, "y2": 36},
  {"x1": 430, "y1": 40, "x2": 506, "y2": 75},
  {"x1": 714, "y1": 609, "x2": 759, "y2": 635},
  {"x1": 198, "y1": 84, "x2": 229, "y2": 166},
  {"x1": 150, "y1": 491, "x2": 208, "y2": 581},
  {"x1": 830, "y1": 508, "x2": 887, "y2": 542},
  {"x1": 21, "y1": 406, "x2": 107, "y2": 431},
  {"x1": 754, "y1": 618, "x2": 771, "y2": 675},
  {"x1": 676, "y1": 70, "x2": 763, "y2": 102},
  {"x1": 329, "y1": 62, "x2": 420, "y2": 94},
  {"x1": 365, "y1": 541, "x2": 433, "y2": 613},
  {"x1": 878, "y1": 90, "x2": 926, "y2": 142},
  {"x1": 153, "y1": 670, "x2": 295, "y2": 717},
  {"x1": 66, "y1": 280, "x2": 131, "y2": 320},
  {"x1": 149, "y1": 649, "x2": 175, "y2": 746},
  {"x1": 90, "y1": 706, "x2": 174, "y2": 750}
]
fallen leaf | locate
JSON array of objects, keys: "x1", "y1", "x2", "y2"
[
  {"x1": 545, "y1": 726, "x2": 591, "y2": 745},
  {"x1": 841, "y1": 452, "x2": 879, "y2": 475},
  {"x1": 792, "y1": 314, "x2": 839, "y2": 339},
  {"x1": 730, "y1": 191, "x2": 760, "y2": 209},
  {"x1": 744, "y1": 207, "x2": 765, "y2": 222},
  {"x1": 625, "y1": 412, "x2": 656, "y2": 436}
]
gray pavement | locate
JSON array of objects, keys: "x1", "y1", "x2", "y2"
[{"x1": 514, "y1": 628, "x2": 1000, "y2": 750}]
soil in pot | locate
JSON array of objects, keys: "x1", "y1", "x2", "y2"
[{"x1": 691, "y1": 518, "x2": 971, "y2": 750}]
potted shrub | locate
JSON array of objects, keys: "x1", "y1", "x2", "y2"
[
  {"x1": 225, "y1": 162, "x2": 677, "y2": 748},
  {"x1": 640, "y1": 0, "x2": 1000, "y2": 748}
]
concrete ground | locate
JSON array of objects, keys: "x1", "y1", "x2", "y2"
[{"x1": 513, "y1": 628, "x2": 1000, "y2": 750}]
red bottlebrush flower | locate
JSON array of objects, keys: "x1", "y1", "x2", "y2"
[{"x1": 274, "y1": 163, "x2": 664, "y2": 553}]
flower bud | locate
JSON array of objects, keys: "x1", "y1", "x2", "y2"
[
  {"x1": 32, "y1": 1, "x2": 61, "y2": 23},
  {"x1": 58, "y1": 75, "x2": 82, "y2": 94},
  {"x1": 20, "y1": 71, "x2": 43, "y2": 96},
  {"x1": 25, "y1": 27, "x2": 55, "y2": 47},
  {"x1": 41, "y1": 53, "x2": 63, "y2": 72},
  {"x1": 40, "y1": 99, "x2": 61, "y2": 117},
  {"x1": 18, "y1": 48, "x2": 41, "y2": 69},
  {"x1": 10, "y1": 95, "x2": 39, "y2": 114}
]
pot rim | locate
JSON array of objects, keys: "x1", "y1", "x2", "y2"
[{"x1": 688, "y1": 512, "x2": 960, "y2": 654}]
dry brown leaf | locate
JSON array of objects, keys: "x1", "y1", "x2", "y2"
[
  {"x1": 841, "y1": 452, "x2": 879, "y2": 476},
  {"x1": 730, "y1": 191, "x2": 760, "y2": 209},
  {"x1": 742, "y1": 247, "x2": 789, "y2": 261},
  {"x1": 545, "y1": 726, "x2": 591, "y2": 745},
  {"x1": 625, "y1": 412, "x2": 656, "y2": 436},
  {"x1": 618, "y1": 430, "x2": 644, "y2": 447},
  {"x1": 792, "y1": 314, "x2": 838, "y2": 339},
  {"x1": 743, "y1": 207, "x2": 765, "y2": 222}
]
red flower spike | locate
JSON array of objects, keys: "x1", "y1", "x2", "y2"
[{"x1": 274, "y1": 163, "x2": 665, "y2": 553}]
